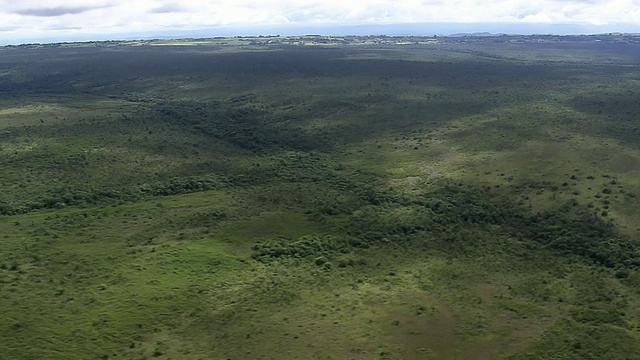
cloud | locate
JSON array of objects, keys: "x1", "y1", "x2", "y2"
[
  {"x1": 45, "y1": 25, "x2": 84, "y2": 31},
  {"x1": 0, "y1": 25, "x2": 19, "y2": 32},
  {"x1": 149, "y1": 2, "x2": 193, "y2": 14},
  {"x1": 520, "y1": 11, "x2": 569, "y2": 23},
  {"x1": 14, "y1": 6, "x2": 102, "y2": 17}
]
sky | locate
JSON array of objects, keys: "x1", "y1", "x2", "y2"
[{"x1": 1, "y1": 0, "x2": 639, "y2": 44}]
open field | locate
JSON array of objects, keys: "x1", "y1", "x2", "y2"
[{"x1": 2, "y1": 36, "x2": 640, "y2": 359}]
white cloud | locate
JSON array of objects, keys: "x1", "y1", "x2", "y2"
[
  {"x1": 520, "y1": 11, "x2": 569, "y2": 23},
  {"x1": 0, "y1": 0, "x2": 638, "y2": 43}
]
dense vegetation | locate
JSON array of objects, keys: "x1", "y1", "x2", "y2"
[{"x1": 2, "y1": 36, "x2": 640, "y2": 359}]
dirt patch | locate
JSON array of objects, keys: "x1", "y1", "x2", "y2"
[
  {"x1": 610, "y1": 153, "x2": 640, "y2": 173},
  {"x1": 475, "y1": 283, "x2": 499, "y2": 306},
  {"x1": 389, "y1": 284, "x2": 550, "y2": 360},
  {"x1": 533, "y1": 141, "x2": 567, "y2": 160},
  {"x1": 392, "y1": 299, "x2": 457, "y2": 359},
  {"x1": 473, "y1": 284, "x2": 558, "y2": 358},
  {"x1": 507, "y1": 140, "x2": 568, "y2": 166}
]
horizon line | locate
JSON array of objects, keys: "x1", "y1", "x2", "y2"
[{"x1": 2, "y1": 21, "x2": 638, "y2": 46}]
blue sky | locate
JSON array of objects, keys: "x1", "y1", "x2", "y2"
[{"x1": 1, "y1": 0, "x2": 639, "y2": 44}]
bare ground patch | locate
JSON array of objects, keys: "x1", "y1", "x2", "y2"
[{"x1": 610, "y1": 153, "x2": 640, "y2": 173}]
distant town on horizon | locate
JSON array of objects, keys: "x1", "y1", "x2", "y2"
[
  {"x1": 5, "y1": 32, "x2": 640, "y2": 49},
  {"x1": 2, "y1": 21, "x2": 639, "y2": 46}
]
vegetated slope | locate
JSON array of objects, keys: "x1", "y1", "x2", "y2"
[{"x1": 2, "y1": 40, "x2": 640, "y2": 359}]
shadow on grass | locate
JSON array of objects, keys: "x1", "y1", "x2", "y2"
[
  {"x1": 2, "y1": 46, "x2": 626, "y2": 95},
  {"x1": 568, "y1": 90, "x2": 640, "y2": 146}
]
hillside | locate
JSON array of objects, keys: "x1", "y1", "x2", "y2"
[{"x1": 2, "y1": 36, "x2": 640, "y2": 359}]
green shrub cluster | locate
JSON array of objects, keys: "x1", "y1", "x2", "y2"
[
  {"x1": 155, "y1": 99, "x2": 330, "y2": 153},
  {"x1": 255, "y1": 185, "x2": 640, "y2": 269},
  {"x1": 0, "y1": 175, "x2": 225, "y2": 215},
  {"x1": 251, "y1": 235, "x2": 368, "y2": 264}
]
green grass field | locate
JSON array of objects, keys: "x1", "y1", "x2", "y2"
[{"x1": 2, "y1": 38, "x2": 640, "y2": 359}]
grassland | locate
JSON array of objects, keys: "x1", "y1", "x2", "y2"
[{"x1": 2, "y1": 37, "x2": 640, "y2": 359}]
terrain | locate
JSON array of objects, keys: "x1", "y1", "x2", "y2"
[{"x1": 2, "y1": 35, "x2": 640, "y2": 359}]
